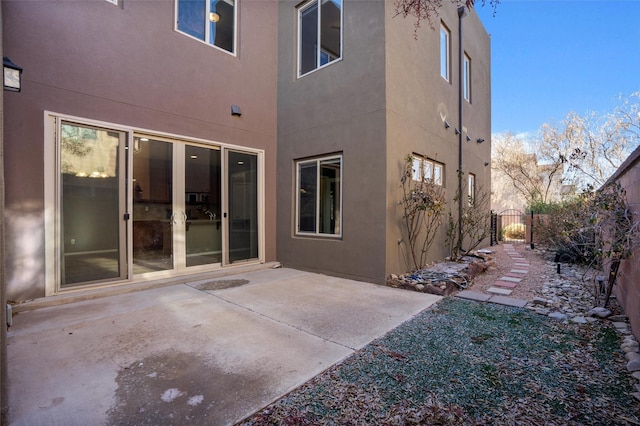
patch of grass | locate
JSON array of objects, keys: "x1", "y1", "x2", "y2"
[{"x1": 242, "y1": 298, "x2": 640, "y2": 425}]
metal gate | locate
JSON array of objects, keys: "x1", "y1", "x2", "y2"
[{"x1": 493, "y1": 209, "x2": 526, "y2": 244}]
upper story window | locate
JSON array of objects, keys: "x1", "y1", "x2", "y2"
[
  {"x1": 298, "y1": 0, "x2": 343, "y2": 77},
  {"x1": 440, "y1": 23, "x2": 450, "y2": 81},
  {"x1": 177, "y1": 0, "x2": 236, "y2": 54},
  {"x1": 296, "y1": 154, "x2": 342, "y2": 237},
  {"x1": 412, "y1": 155, "x2": 444, "y2": 186},
  {"x1": 463, "y1": 53, "x2": 471, "y2": 102}
]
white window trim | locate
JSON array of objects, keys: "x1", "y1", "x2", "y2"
[
  {"x1": 295, "y1": 154, "x2": 343, "y2": 238},
  {"x1": 440, "y1": 23, "x2": 450, "y2": 82},
  {"x1": 174, "y1": 0, "x2": 238, "y2": 57},
  {"x1": 297, "y1": 0, "x2": 344, "y2": 78},
  {"x1": 412, "y1": 155, "x2": 444, "y2": 186}
]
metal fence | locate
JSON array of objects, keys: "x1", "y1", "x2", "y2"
[{"x1": 491, "y1": 209, "x2": 526, "y2": 245}]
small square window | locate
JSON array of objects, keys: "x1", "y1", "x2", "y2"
[
  {"x1": 176, "y1": 0, "x2": 236, "y2": 54},
  {"x1": 298, "y1": 0, "x2": 343, "y2": 77},
  {"x1": 296, "y1": 154, "x2": 342, "y2": 236}
]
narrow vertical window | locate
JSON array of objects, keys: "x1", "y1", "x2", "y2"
[
  {"x1": 463, "y1": 53, "x2": 471, "y2": 102},
  {"x1": 298, "y1": 0, "x2": 342, "y2": 77},
  {"x1": 468, "y1": 173, "x2": 476, "y2": 205},
  {"x1": 440, "y1": 23, "x2": 450, "y2": 81},
  {"x1": 296, "y1": 155, "x2": 342, "y2": 236},
  {"x1": 177, "y1": 0, "x2": 236, "y2": 54}
]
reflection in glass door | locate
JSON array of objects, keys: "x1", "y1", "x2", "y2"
[
  {"x1": 185, "y1": 145, "x2": 222, "y2": 267},
  {"x1": 60, "y1": 122, "x2": 126, "y2": 286},
  {"x1": 132, "y1": 137, "x2": 174, "y2": 274},
  {"x1": 227, "y1": 151, "x2": 258, "y2": 263}
]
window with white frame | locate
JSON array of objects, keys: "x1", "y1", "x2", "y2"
[
  {"x1": 468, "y1": 173, "x2": 476, "y2": 205},
  {"x1": 463, "y1": 53, "x2": 471, "y2": 102},
  {"x1": 177, "y1": 0, "x2": 236, "y2": 54},
  {"x1": 298, "y1": 0, "x2": 342, "y2": 77},
  {"x1": 296, "y1": 155, "x2": 342, "y2": 236},
  {"x1": 412, "y1": 155, "x2": 444, "y2": 186},
  {"x1": 440, "y1": 23, "x2": 450, "y2": 81}
]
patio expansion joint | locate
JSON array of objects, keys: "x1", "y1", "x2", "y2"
[{"x1": 207, "y1": 292, "x2": 357, "y2": 351}]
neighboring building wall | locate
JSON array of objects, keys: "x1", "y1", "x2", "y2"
[
  {"x1": 606, "y1": 145, "x2": 640, "y2": 341},
  {"x1": 277, "y1": 0, "x2": 491, "y2": 283},
  {"x1": 276, "y1": 0, "x2": 389, "y2": 283},
  {"x1": 384, "y1": 3, "x2": 491, "y2": 277},
  {"x1": 3, "y1": 0, "x2": 277, "y2": 301}
]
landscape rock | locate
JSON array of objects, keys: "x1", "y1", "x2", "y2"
[
  {"x1": 627, "y1": 359, "x2": 640, "y2": 372},
  {"x1": 549, "y1": 312, "x2": 568, "y2": 321},
  {"x1": 626, "y1": 352, "x2": 640, "y2": 363},
  {"x1": 632, "y1": 371, "x2": 640, "y2": 381},
  {"x1": 609, "y1": 315, "x2": 629, "y2": 322},
  {"x1": 587, "y1": 307, "x2": 612, "y2": 318},
  {"x1": 633, "y1": 393, "x2": 640, "y2": 402},
  {"x1": 571, "y1": 316, "x2": 588, "y2": 324}
]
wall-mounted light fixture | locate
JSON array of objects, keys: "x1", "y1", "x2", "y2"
[
  {"x1": 455, "y1": 128, "x2": 461, "y2": 135},
  {"x1": 3, "y1": 56, "x2": 22, "y2": 92},
  {"x1": 476, "y1": 138, "x2": 485, "y2": 144},
  {"x1": 466, "y1": 135, "x2": 471, "y2": 142},
  {"x1": 444, "y1": 121, "x2": 450, "y2": 129},
  {"x1": 231, "y1": 104, "x2": 242, "y2": 116},
  {"x1": 484, "y1": 161, "x2": 489, "y2": 166}
]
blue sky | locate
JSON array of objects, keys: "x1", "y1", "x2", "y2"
[{"x1": 475, "y1": 0, "x2": 640, "y2": 135}]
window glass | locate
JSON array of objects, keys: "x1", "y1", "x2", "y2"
[
  {"x1": 464, "y1": 53, "x2": 471, "y2": 101},
  {"x1": 296, "y1": 155, "x2": 342, "y2": 236},
  {"x1": 468, "y1": 173, "x2": 476, "y2": 204},
  {"x1": 434, "y1": 163, "x2": 443, "y2": 185},
  {"x1": 412, "y1": 155, "x2": 444, "y2": 186},
  {"x1": 298, "y1": 162, "x2": 318, "y2": 232},
  {"x1": 298, "y1": 0, "x2": 342, "y2": 76},
  {"x1": 177, "y1": 0, "x2": 235, "y2": 54},
  {"x1": 440, "y1": 24, "x2": 450, "y2": 81}
]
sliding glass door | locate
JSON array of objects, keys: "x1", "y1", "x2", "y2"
[
  {"x1": 56, "y1": 120, "x2": 260, "y2": 289},
  {"x1": 60, "y1": 122, "x2": 127, "y2": 286},
  {"x1": 227, "y1": 151, "x2": 258, "y2": 263}
]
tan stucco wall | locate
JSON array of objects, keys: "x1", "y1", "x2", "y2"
[
  {"x1": 276, "y1": 0, "x2": 389, "y2": 283},
  {"x1": 3, "y1": 0, "x2": 278, "y2": 301},
  {"x1": 383, "y1": 3, "x2": 492, "y2": 277},
  {"x1": 277, "y1": 0, "x2": 490, "y2": 283}
]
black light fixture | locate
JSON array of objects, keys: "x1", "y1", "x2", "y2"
[
  {"x1": 484, "y1": 161, "x2": 489, "y2": 166},
  {"x1": 231, "y1": 104, "x2": 242, "y2": 116},
  {"x1": 444, "y1": 120, "x2": 450, "y2": 129},
  {"x1": 466, "y1": 135, "x2": 471, "y2": 142},
  {"x1": 3, "y1": 56, "x2": 22, "y2": 92},
  {"x1": 476, "y1": 138, "x2": 485, "y2": 144}
]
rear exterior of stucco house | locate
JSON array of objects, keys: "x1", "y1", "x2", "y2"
[
  {"x1": 3, "y1": 0, "x2": 278, "y2": 302},
  {"x1": 276, "y1": 0, "x2": 491, "y2": 283},
  {"x1": 2, "y1": 0, "x2": 490, "y2": 303}
]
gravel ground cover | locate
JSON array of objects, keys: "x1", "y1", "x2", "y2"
[{"x1": 241, "y1": 297, "x2": 640, "y2": 425}]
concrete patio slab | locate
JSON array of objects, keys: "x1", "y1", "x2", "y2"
[
  {"x1": 500, "y1": 276, "x2": 522, "y2": 283},
  {"x1": 6, "y1": 268, "x2": 441, "y2": 426},
  {"x1": 510, "y1": 269, "x2": 529, "y2": 274}
]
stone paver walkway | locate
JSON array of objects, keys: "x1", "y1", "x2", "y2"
[{"x1": 457, "y1": 244, "x2": 529, "y2": 308}]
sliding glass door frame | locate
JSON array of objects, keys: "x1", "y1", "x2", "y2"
[{"x1": 44, "y1": 112, "x2": 265, "y2": 296}]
